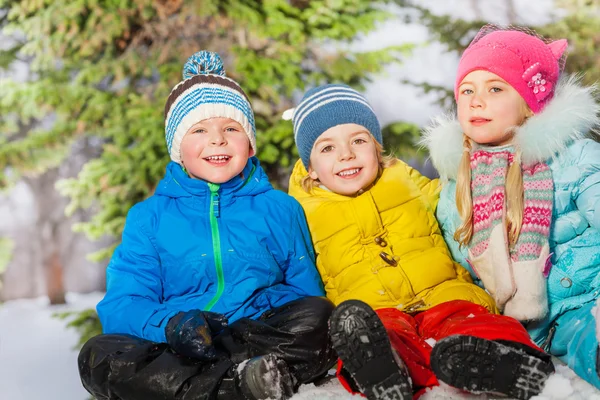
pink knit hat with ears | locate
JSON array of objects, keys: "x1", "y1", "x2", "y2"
[{"x1": 455, "y1": 25, "x2": 568, "y2": 114}]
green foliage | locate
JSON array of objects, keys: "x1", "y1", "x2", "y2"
[
  {"x1": 405, "y1": 3, "x2": 484, "y2": 53},
  {"x1": 536, "y1": 0, "x2": 600, "y2": 85},
  {"x1": 1, "y1": 0, "x2": 409, "y2": 261},
  {"x1": 400, "y1": 79, "x2": 455, "y2": 109},
  {"x1": 54, "y1": 309, "x2": 102, "y2": 349},
  {"x1": 0, "y1": 237, "x2": 15, "y2": 292},
  {"x1": 381, "y1": 120, "x2": 426, "y2": 161},
  {"x1": 391, "y1": 1, "x2": 486, "y2": 109}
]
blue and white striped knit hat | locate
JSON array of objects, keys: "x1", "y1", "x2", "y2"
[
  {"x1": 288, "y1": 84, "x2": 382, "y2": 168},
  {"x1": 164, "y1": 51, "x2": 256, "y2": 164}
]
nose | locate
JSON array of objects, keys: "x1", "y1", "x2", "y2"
[
  {"x1": 209, "y1": 131, "x2": 227, "y2": 146},
  {"x1": 337, "y1": 144, "x2": 355, "y2": 161},
  {"x1": 470, "y1": 92, "x2": 484, "y2": 109}
]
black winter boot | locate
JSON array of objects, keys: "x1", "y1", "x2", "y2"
[
  {"x1": 220, "y1": 353, "x2": 294, "y2": 400},
  {"x1": 329, "y1": 300, "x2": 412, "y2": 400},
  {"x1": 430, "y1": 335, "x2": 555, "y2": 400}
]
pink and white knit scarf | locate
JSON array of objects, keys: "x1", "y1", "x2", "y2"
[{"x1": 468, "y1": 147, "x2": 553, "y2": 263}]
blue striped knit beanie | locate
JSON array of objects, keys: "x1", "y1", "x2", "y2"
[
  {"x1": 290, "y1": 84, "x2": 382, "y2": 168},
  {"x1": 164, "y1": 51, "x2": 256, "y2": 164}
]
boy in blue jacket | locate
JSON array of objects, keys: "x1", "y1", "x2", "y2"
[{"x1": 77, "y1": 51, "x2": 335, "y2": 400}]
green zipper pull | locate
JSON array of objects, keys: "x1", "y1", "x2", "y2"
[{"x1": 208, "y1": 182, "x2": 220, "y2": 218}]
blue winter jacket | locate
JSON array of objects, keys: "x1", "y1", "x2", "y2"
[
  {"x1": 421, "y1": 78, "x2": 600, "y2": 344},
  {"x1": 97, "y1": 157, "x2": 325, "y2": 343}
]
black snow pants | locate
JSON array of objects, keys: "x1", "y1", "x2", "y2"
[{"x1": 78, "y1": 296, "x2": 336, "y2": 400}]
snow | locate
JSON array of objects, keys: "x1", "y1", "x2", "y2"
[
  {"x1": 1, "y1": 292, "x2": 599, "y2": 400},
  {"x1": 0, "y1": 292, "x2": 102, "y2": 400}
]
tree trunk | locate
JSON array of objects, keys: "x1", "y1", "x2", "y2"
[
  {"x1": 505, "y1": 0, "x2": 517, "y2": 24},
  {"x1": 45, "y1": 249, "x2": 66, "y2": 304},
  {"x1": 25, "y1": 168, "x2": 68, "y2": 305},
  {"x1": 470, "y1": 0, "x2": 482, "y2": 20}
]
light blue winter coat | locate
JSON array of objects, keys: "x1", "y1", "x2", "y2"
[
  {"x1": 421, "y1": 77, "x2": 600, "y2": 388},
  {"x1": 97, "y1": 157, "x2": 325, "y2": 343}
]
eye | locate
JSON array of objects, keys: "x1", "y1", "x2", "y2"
[
  {"x1": 321, "y1": 145, "x2": 333, "y2": 153},
  {"x1": 353, "y1": 138, "x2": 367, "y2": 145},
  {"x1": 225, "y1": 126, "x2": 240, "y2": 132},
  {"x1": 490, "y1": 87, "x2": 502, "y2": 93},
  {"x1": 193, "y1": 128, "x2": 206, "y2": 134},
  {"x1": 461, "y1": 88, "x2": 473, "y2": 95}
]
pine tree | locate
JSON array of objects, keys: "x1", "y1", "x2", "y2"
[
  {"x1": 0, "y1": 0, "x2": 412, "y2": 338},
  {"x1": 1, "y1": 0, "x2": 413, "y2": 261},
  {"x1": 536, "y1": 0, "x2": 600, "y2": 84}
]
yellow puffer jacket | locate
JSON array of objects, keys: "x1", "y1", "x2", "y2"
[{"x1": 288, "y1": 159, "x2": 497, "y2": 314}]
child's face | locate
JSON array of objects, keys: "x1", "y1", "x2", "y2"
[
  {"x1": 180, "y1": 117, "x2": 253, "y2": 183},
  {"x1": 308, "y1": 123, "x2": 379, "y2": 196},
  {"x1": 457, "y1": 70, "x2": 532, "y2": 146}
]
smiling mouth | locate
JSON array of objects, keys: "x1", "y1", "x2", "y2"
[
  {"x1": 336, "y1": 168, "x2": 361, "y2": 178},
  {"x1": 204, "y1": 155, "x2": 231, "y2": 164}
]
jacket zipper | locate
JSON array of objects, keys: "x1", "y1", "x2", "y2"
[{"x1": 204, "y1": 182, "x2": 224, "y2": 311}]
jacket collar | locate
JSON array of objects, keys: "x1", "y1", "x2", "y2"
[
  {"x1": 289, "y1": 158, "x2": 413, "y2": 212},
  {"x1": 155, "y1": 156, "x2": 271, "y2": 199},
  {"x1": 420, "y1": 76, "x2": 600, "y2": 180}
]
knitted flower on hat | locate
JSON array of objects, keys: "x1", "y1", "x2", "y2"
[{"x1": 164, "y1": 51, "x2": 256, "y2": 164}]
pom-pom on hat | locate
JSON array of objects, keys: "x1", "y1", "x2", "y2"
[
  {"x1": 164, "y1": 51, "x2": 256, "y2": 164},
  {"x1": 455, "y1": 25, "x2": 568, "y2": 114}
]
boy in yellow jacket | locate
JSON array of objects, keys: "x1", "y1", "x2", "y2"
[{"x1": 286, "y1": 84, "x2": 555, "y2": 400}]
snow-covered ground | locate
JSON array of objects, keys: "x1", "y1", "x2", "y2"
[{"x1": 1, "y1": 292, "x2": 599, "y2": 400}]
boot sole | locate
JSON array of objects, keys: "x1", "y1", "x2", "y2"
[
  {"x1": 329, "y1": 300, "x2": 412, "y2": 400},
  {"x1": 243, "y1": 353, "x2": 294, "y2": 400},
  {"x1": 430, "y1": 335, "x2": 554, "y2": 400}
]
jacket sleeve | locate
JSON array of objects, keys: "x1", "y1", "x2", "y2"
[
  {"x1": 434, "y1": 181, "x2": 477, "y2": 276},
  {"x1": 283, "y1": 203, "x2": 326, "y2": 297},
  {"x1": 406, "y1": 163, "x2": 442, "y2": 210},
  {"x1": 573, "y1": 139, "x2": 600, "y2": 230},
  {"x1": 97, "y1": 204, "x2": 178, "y2": 343}
]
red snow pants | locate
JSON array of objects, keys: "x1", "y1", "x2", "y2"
[{"x1": 336, "y1": 299, "x2": 542, "y2": 399}]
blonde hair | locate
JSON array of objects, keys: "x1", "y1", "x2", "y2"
[
  {"x1": 301, "y1": 141, "x2": 397, "y2": 193},
  {"x1": 455, "y1": 102, "x2": 531, "y2": 247}
]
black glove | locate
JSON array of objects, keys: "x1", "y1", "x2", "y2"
[{"x1": 165, "y1": 310, "x2": 228, "y2": 360}]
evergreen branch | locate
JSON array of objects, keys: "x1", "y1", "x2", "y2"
[
  {"x1": 400, "y1": 79, "x2": 455, "y2": 109},
  {"x1": 53, "y1": 309, "x2": 102, "y2": 350}
]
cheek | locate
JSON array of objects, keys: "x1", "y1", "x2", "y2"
[
  {"x1": 180, "y1": 137, "x2": 203, "y2": 157},
  {"x1": 309, "y1": 157, "x2": 329, "y2": 179},
  {"x1": 231, "y1": 135, "x2": 251, "y2": 152},
  {"x1": 363, "y1": 149, "x2": 379, "y2": 168},
  {"x1": 496, "y1": 107, "x2": 516, "y2": 124},
  {"x1": 180, "y1": 143, "x2": 193, "y2": 157},
  {"x1": 457, "y1": 104, "x2": 470, "y2": 126}
]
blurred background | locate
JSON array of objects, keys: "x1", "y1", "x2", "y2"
[{"x1": 0, "y1": 0, "x2": 599, "y2": 399}]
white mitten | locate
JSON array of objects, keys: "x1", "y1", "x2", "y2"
[
  {"x1": 468, "y1": 224, "x2": 516, "y2": 309},
  {"x1": 503, "y1": 245, "x2": 550, "y2": 321}
]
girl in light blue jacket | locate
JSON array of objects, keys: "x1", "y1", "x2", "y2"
[{"x1": 421, "y1": 25, "x2": 600, "y2": 389}]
